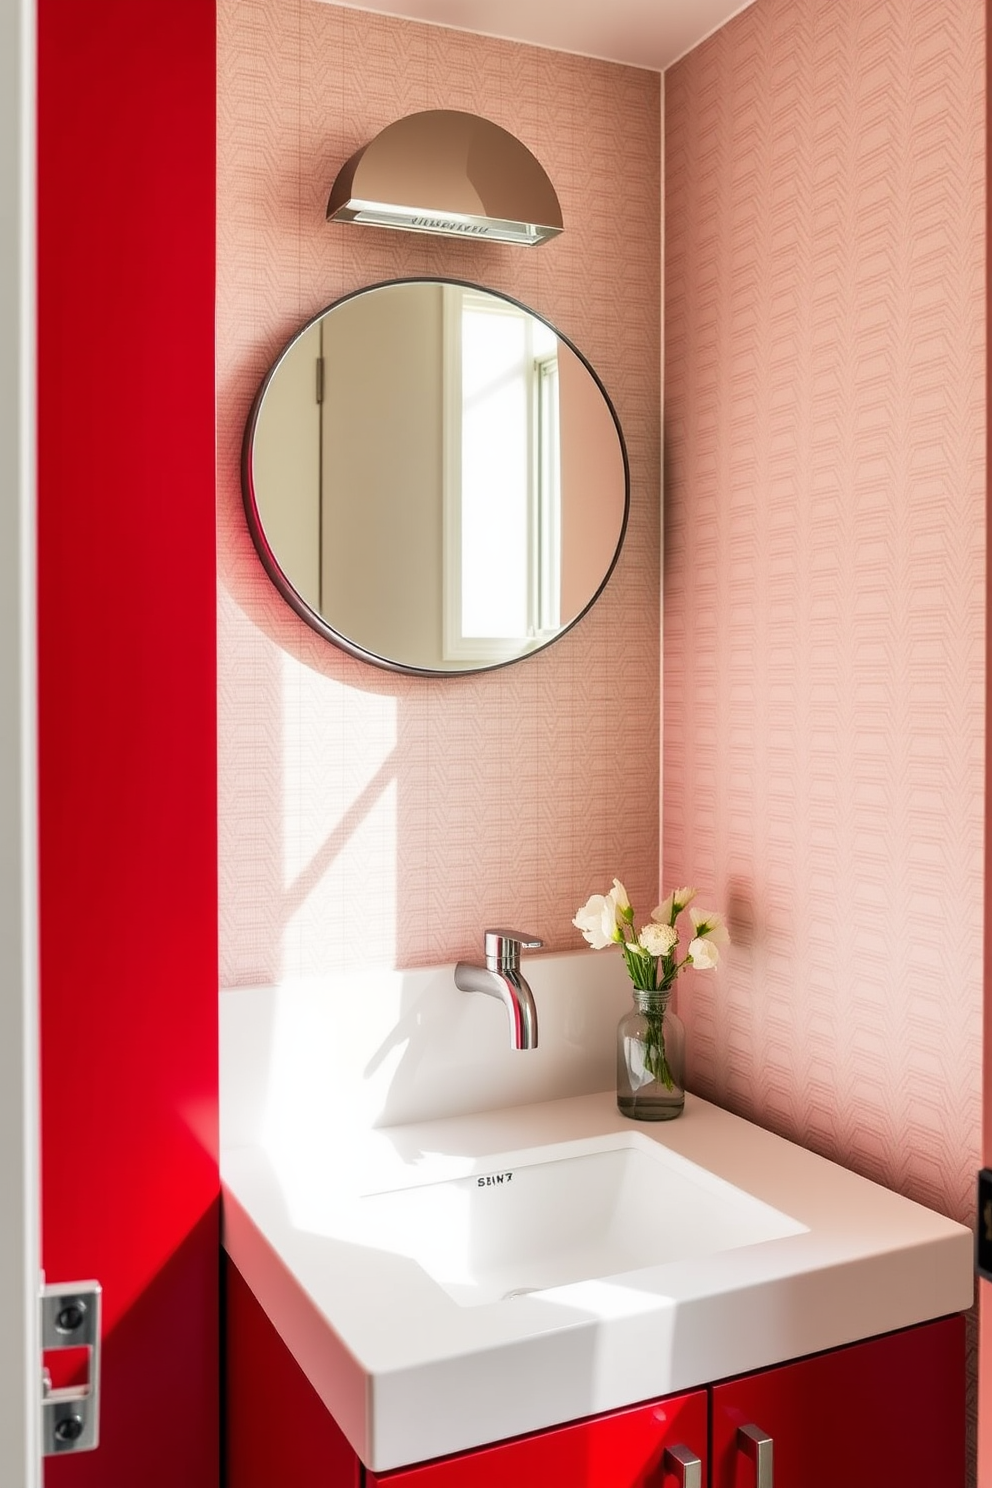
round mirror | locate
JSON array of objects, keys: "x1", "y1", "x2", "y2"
[{"x1": 243, "y1": 279, "x2": 629, "y2": 674}]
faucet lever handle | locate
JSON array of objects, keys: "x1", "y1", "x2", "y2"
[{"x1": 484, "y1": 928, "x2": 543, "y2": 970}]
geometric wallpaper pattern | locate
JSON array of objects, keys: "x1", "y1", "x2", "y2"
[
  {"x1": 217, "y1": 0, "x2": 661, "y2": 985},
  {"x1": 665, "y1": 0, "x2": 984, "y2": 1470}
]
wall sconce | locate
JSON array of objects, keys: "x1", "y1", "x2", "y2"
[{"x1": 326, "y1": 109, "x2": 563, "y2": 247}]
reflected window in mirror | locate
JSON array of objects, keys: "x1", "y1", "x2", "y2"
[
  {"x1": 444, "y1": 287, "x2": 561, "y2": 663},
  {"x1": 243, "y1": 279, "x2": 629, "y2": 676}
]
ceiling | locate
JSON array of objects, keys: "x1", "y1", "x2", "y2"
[{"x1": 320, "y1": 0, "x2": 756, "y2": 73}]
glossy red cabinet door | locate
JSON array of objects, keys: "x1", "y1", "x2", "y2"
[
  {"x1": 710, "y1": 1315, "x2": 964, "y2": 1488},
  {"x1": 368, "y1": 1389, "x2": 708, "y2": 1488}
]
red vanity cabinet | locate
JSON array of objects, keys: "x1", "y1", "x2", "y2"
[
  {"x1": 709, "y1": 1313, "x2": 964, "y2": 1488},
  {"x1": 224, "y1": 1259, "x2": 964, "y2": 1487},
  {"x1": 367, "y1": 1390, "x2": 709, "y2": 1488},
  {"x1": 224, "y1": 1260, "x2": 361, "y2": 1488},
  {"x1": 367, "y1": 1316, "x2": 963, "y2": 1488}
]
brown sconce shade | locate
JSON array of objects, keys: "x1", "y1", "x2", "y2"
[{"x1": 327, "y1": 110, "x2": 563, "y2": 247}]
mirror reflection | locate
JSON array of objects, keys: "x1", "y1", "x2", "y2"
[{"x1": 243, "y1": 280, "x2": 628, "y2": 674}]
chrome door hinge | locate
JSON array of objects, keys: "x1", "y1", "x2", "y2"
[{"x1": 40, "y1": 1281, "x2": 101, "y2": 1455}]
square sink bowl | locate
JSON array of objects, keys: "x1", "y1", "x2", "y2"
[{"x1": 351, "y1": 1134, "x2": 808, "y2": 1306}]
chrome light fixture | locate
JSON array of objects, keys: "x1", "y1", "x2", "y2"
[{"x1": 327, "y1": 110, "x2": 563, "y2": 247}]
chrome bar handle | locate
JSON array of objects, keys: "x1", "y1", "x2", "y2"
[
  {"x1": 663, "y1": 1442, "x2": 702, "y2": 1487},
  {"x1": 738, "y1": 1423, "x2": 774, "y2": 1487},
  {"x1": 483, "y1": 928, "x2": 543, "y2": 972}
]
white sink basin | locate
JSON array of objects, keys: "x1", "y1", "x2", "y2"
[
  {"x1": 354, "y1": 1136, "x2": 806, "y2": 1306},
  {"x1": 222, "y1": 1090, "x2": 973, "y2": 1472},
  {"x1": 220, "y1": 965, "x2": 975, "y2": 1472}
]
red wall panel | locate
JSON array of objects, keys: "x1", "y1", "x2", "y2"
[{"x1": 37, "y1": 2, "x2": 218, "y2": 1483}]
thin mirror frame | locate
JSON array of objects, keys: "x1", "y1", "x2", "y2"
[{"x1": 241, "y1": 277, "x2": 630, "y2": 676}]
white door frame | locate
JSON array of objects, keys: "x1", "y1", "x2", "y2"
[{"x1": 0, "y1": 0, "x2": 41, "y2": 1483}]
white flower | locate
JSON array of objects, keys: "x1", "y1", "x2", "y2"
[
  {"x1": 688, "y1": 935, "x2": 721, "y2": 969},
  {"x1": 689, "y1": 907, "x2": 730, "y2": 946},
  {"x1": 652, "y1": 886, "x2": 697, "y2": 923},
  {"x1": 575, "y1": 882, "x2": 729, "y2": 988},
  {"x1": 610, "y1": 878, "x2": 633, "y2": 921},
  {"x1": 638, "y1": 922, "x2": 678, "y2": 957},
  {"x1": 573, "y1": 893, "x2": 621, "y2": 949},
  {"x1": 687, "y1": 908, "x2": 729, "y2": 970}
]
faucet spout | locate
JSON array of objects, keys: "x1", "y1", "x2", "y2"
[
  {"x1": 453, "y1": 963, "x2": 539, "y2": 1049},
  {"x1": 454, "y1": 928, "x2": 543, "y2": 1050}
]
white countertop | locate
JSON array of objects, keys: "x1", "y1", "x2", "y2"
[{"x1": 221, "y1": 1087, "x2": 972, "y2": 1471}]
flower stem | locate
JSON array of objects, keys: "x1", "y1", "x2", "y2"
[{"x1": 642, "y1": 1006, "x2": 674, "y2": 1089}]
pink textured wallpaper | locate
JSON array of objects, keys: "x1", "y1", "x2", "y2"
[
  {"x1": 665, "y1": 0, "x2": 983, "y2": 1466},
  {"x1": 216, "y1": 0, "x2": 660, "y2": 983}
]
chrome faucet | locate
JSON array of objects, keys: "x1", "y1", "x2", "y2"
[{"x1": 455, "y1": 928, "x2": 543, "y2": 1050}]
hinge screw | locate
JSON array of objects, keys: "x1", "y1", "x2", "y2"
[
  {"x1": 53, "y1": 1416, "x2": 84, "y2": 1444},
  {"x1": 55, "y1": 1301, "x2": 86, "y2": 1334}
]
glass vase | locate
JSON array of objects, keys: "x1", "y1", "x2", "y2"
[{"x1": 616, "y1": 987, "x2": 685, "y2": 1121}]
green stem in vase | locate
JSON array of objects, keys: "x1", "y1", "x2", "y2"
[{"x1": 642, "y1": 1005, "x2": 674, "y2": 1090}]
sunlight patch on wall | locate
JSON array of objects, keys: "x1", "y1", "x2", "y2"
[{"x1": 280, "y1": 655, "x2": 398, "y2": 978}]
